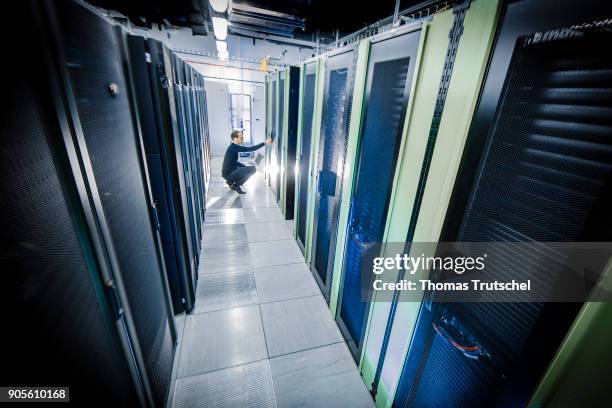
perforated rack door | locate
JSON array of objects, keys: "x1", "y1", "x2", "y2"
[
  {"x1": 297, "y1": 65, "x2": 318, "y2": 250},
  {"x1": 336, "y1": 29, "x2": 421, "y2": 360},
  {"x1": 55, "y1": 2, "x2": 175, "y2": 406},
  {"x1": 270, "y1": 77, "x2": 278, "y2": 190},
  {"x1": 310, "y1": 49, "x2": 356, "y2": 299},
  {"x1": 397, "y1": 3, "x2": 612, "y2": 406},
  {"x1": 1, "y1": 7, "x2": 139, "y2": 402},
  {"x1": 277, "y1": 75, "x2": 286, "y2": 202},
  {"x1": 128, "y1": 35, "x2": 189, "y2": 313}
]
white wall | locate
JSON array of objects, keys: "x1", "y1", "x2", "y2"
[
  {"x1": 251, "y1": 86, "x2": 265, "y2": 145},
  {"x1": 205, "y1": 81, "x2": 232, "y2": 156}
]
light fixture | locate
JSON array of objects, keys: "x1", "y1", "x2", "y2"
[
  {"x1": 216, "y1": 40, "x2": 227, "y2": 53},
  {"x1": 212, "y1": 16, "x2": 228, "y2": 41},
  {"x1": 209, "y1": 0, "x2": 229, "y2": 13}
]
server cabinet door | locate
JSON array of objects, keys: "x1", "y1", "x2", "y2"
[
  {"x1": 175, "y1": 85, "x2": 201, "y2": 261},
  {"x1": 128, "y1": 36, "x2": 189, "y2": 313},
  {"x1": 1, "y1": 9, "x2": 140, "y2": 402},
  {"x1": 270, "y1": 76, "x2": 278, "y2": 190},
  {"x1": 54, "y1": 2, "x2": 176, "y2": 406},
  {"x1": 336, "y1": 30, "x2": 421, "y2": 360},
  {"x1": 277, "y1": 74, "x2": 286, "y2": 202},
  {"x1": 395, "y1": 1, "x2": 612, "y2": 407},
  {"x1": 310, "y1": 49, "x2": 356, "y2": 300},
  {"x1": 284, "y1": 66, "x2": 300, "y2": 220},
  {"x1": 153, "y1": 41, "x2": 198, "y2": 306},
  {"x1": 296, "y1": 62, "x2": 318, "y2": 252}
]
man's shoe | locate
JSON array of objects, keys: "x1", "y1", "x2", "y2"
[
  {"x1": 231, "y1": 185, "x2": 247, "y2": 194},
  {"x1": 226, "y1": 180, "x2": 233, "y2": 188}
]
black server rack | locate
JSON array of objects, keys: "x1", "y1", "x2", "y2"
[
  {"x1": 283, "y1": 66, "x2": 300, "y2": 220},
  {"x1": 394, "y1": 1, "x2": 612, "y2": 406},
  {"x1": 1, "y1": 0, "x2": 178, "y2": 406},
  {"x1": 1, "y1": 4, "x2": 141, "y2": 404},
  {"x1": 172, "y1": 55, "x2": 203, "y2": 267},
  {"x1": 336, "y1": 28, "x2": 422, "y2": 360},
  {"x1": 182, "y1": 65, "x2": 205, "y2": 232},
  {"x1": 125, "y1": 35, "x2": 196, "y2": 313},
  {"x1": 277, "y1": 74, "x2": 286, "y2": 202},
  {"x1": 270, "y1": 74, "x2": 278, "y2": 190},
  {"x1": 296, "y1": 62, "x2": 318, "y2": 253},
  {"x1": 310, "y1": 48, "x2": 357, "y2": 300}
]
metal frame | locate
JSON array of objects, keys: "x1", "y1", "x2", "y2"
[
  {"x1": 145, "y1": 38, "x2": 197, "y2": 312},
  {"x1": 294, "y1": 59, "x2": 320, "y2": 253},
  {"x1": 368, "y1": 1, "x2": 504, "y2": 406},
  {"x1": 277, "y1": 66, "x2": 300, "y2": 220},
  {"x1": 163, "y1": 46, "x2": 199, "y2": 295},
  {"x1": 326, "y1": 22, "x2": 424, "y2": 367},
  {"x1": 530, "y1": 258, "x2": 612, "y2": 405},
  {"x1": 308, "y1": 44, "x2": 359, "y2": 302},
  {"x1": 116, "y1": 28, "x2": 178, "y2": 340},
  {"x1": 39, "y1": 1, "x2": 157, "y2": 405},
  {"x1": 303, "y1": 57, "x2": 327, "y2": 265},
  {"x1": 279, "y1": 69, "x2": 289, "y2": 213},
  {"x1": 328, "y1": 40, "x2": 370, "y2": 316}
]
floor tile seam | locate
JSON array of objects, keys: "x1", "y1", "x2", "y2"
[
  {"x1": 253, "y1": 260, "x2": 311, "y2": 273},
  {"x1": 267, "y1": 340, "x2": 347, "y2": 361},
  {"x1": 257, "y1": 304, "x2": 271, "y2": 360},
  {"x1": 196, "y1": 267, "x2": 256, "y2": 278},
  {"x1": 251, "y1": 260, "x2": 307, "y2": 269},
  {"x1": 189, "y1": 303, "x2": 259, "y2": 316},
  {"x1": 175, "y1": 356, "x2": 272, "y2": 381},
  {"x1": 256, "y1": 293, "x2": 322, "y2": 307}
]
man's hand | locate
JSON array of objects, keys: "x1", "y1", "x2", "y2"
[{"x1": 265, "y1": 138, "x2": 273, "y2": 145}]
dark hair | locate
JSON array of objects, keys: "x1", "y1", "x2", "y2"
[{"x1": 231, "y1": 130, "x2": 242, "y2": 140}]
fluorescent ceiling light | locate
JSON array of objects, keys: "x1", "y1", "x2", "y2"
[
  {"x1": 209, "y1": 0, "x2": 229, "y2": 13},
  {"x1": 212, "y1": 17, "x2": 228, "y2": 41},
  {"x1": 216, "y1": 40, "x2": 227, "y2": 53}
]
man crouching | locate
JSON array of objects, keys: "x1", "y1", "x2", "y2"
[{"x1": 221, "y1": 130, "x2": 272, "y2": 194}]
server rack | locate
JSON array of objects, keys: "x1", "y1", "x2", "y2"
[
  {"x1": 172, "y1": 55, "x2": 204, "y2": 273},
  {"x1": 2, "y1": 1, "x2": 178, "y2": 405},
  {"x1": 2, "y1": 4, "x2": 142, "y2": 405},
  {"x1": 391, "y1": 0, "x2": 612, "y2": 407},
  {"x1": 360, "y1": 1, "x2": 502, "y2": 404},
  {"x1": 303, "y1": 57, "x2": 328, "y2": 265},
  {"x1": 294, "y1": 59, "x2": 321, "y2": 253},
  {"x1": 332, "y1": 25, "x2": 422, "y2": 362},
  {"x1": 309, "y1": 47, "x2": 358, "y2": 301},
  {"x1": 264, "y1": 75, "x2": 271, "y2": 183},
  {"x1": 268, "y1": 73, "x2": 279, "y2": 191},
  {"x1": 278, "y1": 66, "x2": 300, "y2": 220},
  {"x1": 276, "y1": 71, "x2": 286, "y2": 202},
  {"x1": 125, "y1": 35, "x2": 197, "y2": 313}
]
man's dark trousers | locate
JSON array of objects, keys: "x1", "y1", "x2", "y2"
[{"x1": 225, "y1": 165, "x2": 256, "y2": 187}]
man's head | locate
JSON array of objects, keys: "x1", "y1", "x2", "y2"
[{"x1": 231, "y1": 130, "x2": 244, "y2": 145}]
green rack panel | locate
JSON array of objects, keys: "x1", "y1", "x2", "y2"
[{"x1": 363, "y1": 1, "x2": 502, "y2": 406}]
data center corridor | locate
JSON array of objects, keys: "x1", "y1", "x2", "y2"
[{"x1": 167, "y1": 156, "x2": 373, "y2": 408}]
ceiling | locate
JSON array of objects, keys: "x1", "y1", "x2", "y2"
[{"x1": 89, "y1": 0, "x2": 428, "y2": 46}]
